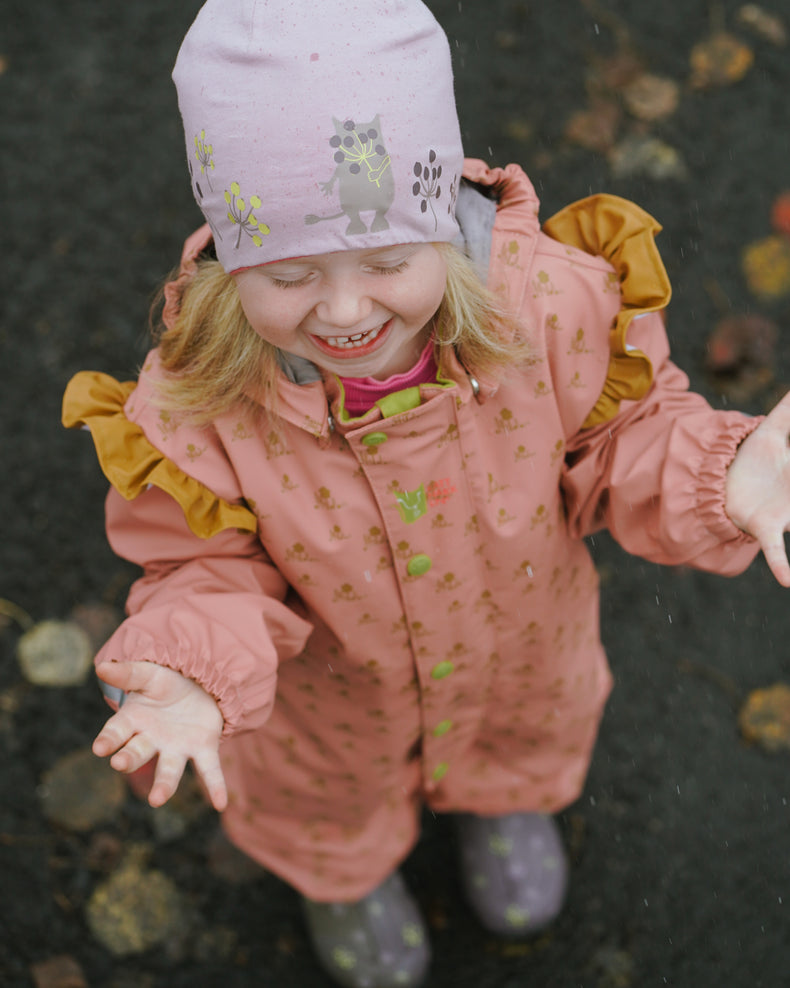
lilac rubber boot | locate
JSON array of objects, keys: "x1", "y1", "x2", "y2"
[
  {"x1": 301, "y1": 871, "x2": 431, "y2": 988},
  {"x1": 456, "y1": 812, "x2": 568, "y2": 937}
]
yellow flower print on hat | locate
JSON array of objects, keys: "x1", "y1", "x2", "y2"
[
  {"x1": 194, "y1": 130, "x2": 215, "y2": 190},
  {"x1": 224, "y1": 181, "x2": 271, "y2": 248}
]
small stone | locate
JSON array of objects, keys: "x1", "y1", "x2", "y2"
[
  {"x1": 30, "y1": 955, "x2": 87, "y2": 988},
  {"x1": 39, "y1": 749, "x2": 126, "y2": 831},
  {"x1": 86, "y1": 858, "x2": 188, "y2": 955},
  {"x1": 17, "y1": 620, "x2": 93, "y2": 687},
  {"x1": 739, "y1": 683, "x2": 790, "y2": 751}
]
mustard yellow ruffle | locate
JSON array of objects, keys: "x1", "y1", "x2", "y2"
[
  {"x1": 542, "y1": 193, "x2": 672, "y2": 429},
  {"x1": 62, "y1": 371, "x2": 258, "y2": 539}
]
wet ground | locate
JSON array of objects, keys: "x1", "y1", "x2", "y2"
[{"x1": 4, "y1": 0, "x2": 790, "y2": 985}]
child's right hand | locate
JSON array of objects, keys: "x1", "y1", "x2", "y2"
[{"x1": 93, "y1": 660, "x2": 228, "y2": 812}]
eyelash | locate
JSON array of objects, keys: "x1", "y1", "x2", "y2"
[{"x1": 271, "y1": 259, "x2": 410, "y2": 289}]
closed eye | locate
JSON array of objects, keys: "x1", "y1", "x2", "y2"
[
  {"x1": 270, "y1": 275, "x2": 312, "y2": 289},
  {"x1": 371, "y1": 259, "x2": 410, "y2": 275}
]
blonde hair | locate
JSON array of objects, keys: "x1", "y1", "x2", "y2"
[{"x1": 152, "y1": 242, "x2": 531, "y2": 423}]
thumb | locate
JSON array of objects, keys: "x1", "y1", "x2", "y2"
[{"x1": 95, "y1": 660, "x2": 159, "y2": 693}]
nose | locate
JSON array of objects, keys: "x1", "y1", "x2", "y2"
[{"x1": 314, "y1": 275, "x2": 372, "y2": 329}]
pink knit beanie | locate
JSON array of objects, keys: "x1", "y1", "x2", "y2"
[{"x1": 172, "y1": 0, "x2": 464, "y2": 274}]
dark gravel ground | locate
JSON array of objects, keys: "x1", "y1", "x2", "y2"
[{"x1": 4, "y1": 0, "x2": 790, "y2": 985}]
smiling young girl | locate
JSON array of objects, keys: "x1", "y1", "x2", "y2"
[{"x1": 62, "y1": 2, "x2": 790, "y2": 986}]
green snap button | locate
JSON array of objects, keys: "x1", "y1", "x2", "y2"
[
  {"x1": 407, "y1": 554, "x2": 432, "y2": 577},
  {"x1": 431, "y1": 661, "x2": 455, "y2": 680},
  {"x1": 433, "y1": 719, "x2": 454, "y2": 737},
  {"x1": 361, "y1": 432, "x2": 388, "y2": 446},
  {"x1": 432, "y1": 762, "x2": 449, "y2": 781}
]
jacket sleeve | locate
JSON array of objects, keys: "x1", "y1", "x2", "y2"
[
  {"x1": 63, "y1": 367, "x2": 313, "y2": 737},
  {"x1": 533, "y1": 192, "x2": 761, "y2": 575},
  {"x1": 560, "y1": 309, "x2": 761, "y2": 575}
]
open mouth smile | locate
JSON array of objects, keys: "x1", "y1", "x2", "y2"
[{"x1": 310, "y1": 319, "x2": 392, "y2": 357}]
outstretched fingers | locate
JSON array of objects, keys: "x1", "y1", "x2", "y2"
[
  {"x1": 193, "y1": 750, "x2": 229, "y2": 812},
  {"x1": 92, "y1": 709, "x2": 138, "y2": 759},
  {"x1": 148, "y1": 751, "x2": 189, "y2": 808},
  {"x1": 754, "y1": 521, "x2": 790, "y2": 587}
]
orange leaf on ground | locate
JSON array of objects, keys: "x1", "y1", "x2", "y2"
[
  {"x1": 739, "y1": 683, "x2": 790, "y2": 752},
  {"x1": 690, "y1": 31, "x2": 754, "y2": 89},
  {"x1": 742, "y1": 235, "x2": 790, "y2": 298},
  {"x1": 770, "y1": 191, "x2": 790, "y2": 236}
]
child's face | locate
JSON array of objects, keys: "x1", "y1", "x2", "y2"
[{"x1": 233, "y1": 244, "x2": 447, "y2": 380}]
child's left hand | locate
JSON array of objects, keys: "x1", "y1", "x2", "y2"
[{"x1": 726, "y1": 391, "x2": 790, "y2": 586}]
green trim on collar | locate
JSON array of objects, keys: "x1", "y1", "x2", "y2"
[{"x1": 375, "y1": 387, "x2": 422, "y2": 417}]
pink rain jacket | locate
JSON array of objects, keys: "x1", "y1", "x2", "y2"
[{"x1": 63, "y1": 161, "x2": 760, "y2": 900}]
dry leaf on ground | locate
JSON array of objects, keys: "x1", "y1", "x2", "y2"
[
  {"x1": 705, "y1": 313, "x2": 777, "y2": 372},
  {"x1": 17, "y1": 620, "x2": 93, "y2": 687},
  {"x1": 587, "y1": 50, "x2": 645, "y2": 94},
  {"x1": 622, "y1": 73, "x2": 680, "y2": 122},
  {"x1": 742, "y1": 235, "x2": 790, "y2": 298},
  {"x1": 737, "y1": 4, "x2": 787, "y2": 46},
  {"x1": 770, "y1": 191, "x2": 790, "y2": 236},
  {"x1": 39, "y1": 748, "x2": 126, "y2": 831},
  {"x1": 690, "y1": 32, "x2": 754, "y2": 89},
  {"x1": 608, "y1": 135, "x2": 687, "y2": 180},
  {"x1": 739, "y1": 683, "x2": 790, "y2": 751},
  {"x1": 30, "y1": 955, "x2": 87, "y2": 988},
  {"x1": 564, "y1": 98, "x2": 621, "y2": 153},
  {"x1": 704, "y1": 313, "x2": 777, "y2": 401},
  {"x1": 86, "y1": 853, "x2": 189, "y2": 955}
]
